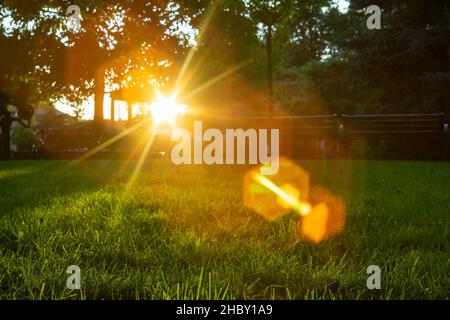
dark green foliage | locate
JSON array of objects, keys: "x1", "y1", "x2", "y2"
[{"x1": 276, "y1": 0, "x2": 450, "y2": 115}]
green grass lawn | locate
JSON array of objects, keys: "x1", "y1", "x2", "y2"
[{"x1": 0, "y1": 159, "x2": 449, "y2": 299}]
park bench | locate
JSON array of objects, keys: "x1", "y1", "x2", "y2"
[
  {"x1": 228, "y1": 114, "x2": 340, "y2": 158},
  {"x1": 268, "y1": 115, "x2": 339, "y2": 158},
  {"x1": 338, "y1": 113, "x2": 449, "y2": 159}
]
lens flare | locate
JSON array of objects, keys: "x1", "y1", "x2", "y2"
[
  {"x1": 300, "y1": 203, "x2": 330, "y2": 243},
  {"x1": 252, "y1": 174, "x2": 311, "y2": 217},
  {"x1": 300, "y1": 186, "x2": 345, "y2": 242},
  {"x1": 244, "y1": 158, "x2": 310, "y2": 220},
  {"x1": 244, "y1": 158, "x2": 345, "y2": 243}
]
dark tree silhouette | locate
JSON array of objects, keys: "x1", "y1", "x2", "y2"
[{"x1": 249, "y1": 0, "x2": 294, "y2": 116}]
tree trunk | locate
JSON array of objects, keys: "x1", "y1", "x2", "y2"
[
  {"x1": 93, "y1": 66, "x2": 105, "y2": 137},
  {"x1": 0, "y1": 108, "x2": 12, "y2": 160},
  {"x1": 266, "y1": 24, "x2": 273, "y2": 118}
]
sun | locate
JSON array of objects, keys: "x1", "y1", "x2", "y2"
[{"x1": 149, "y1": 93, "x2": 187, "y2": 127}]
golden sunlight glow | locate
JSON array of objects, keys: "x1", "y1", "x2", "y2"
[
  {"x1": 150, "y1": 93, "x2": 187, "y2": 127},
  {"x1": 126, "y1": 127, "x2": 158, "y2": 188}
]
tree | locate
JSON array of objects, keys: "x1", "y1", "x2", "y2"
[
  {"x1": 0, "y1": 30, "x2": 37, "y2": 159},
  {"x1": 0, "y1": 1, "x2": 201, "y2": 158},
  {"x1": 180, "y1": 0, "x2": 265, "y2": 116},
  {"x1": 279, "y1": 0, "x2": 332, "y2": 67},
  {"x1": 263, "y1": 0, "x2": 341, "y2": 114},
  {"x1": 2, "y1": 1, "x2": 198, "y2": 136},
  {"x1": 274, "y1": 0, "x2": 450, "y2": 115},
  {"x1": 336, "y1": 0, "x2": 450, "y2": 113},
  {"x1": 248, "y1": 0, "x2": 294, "y2": 116}
]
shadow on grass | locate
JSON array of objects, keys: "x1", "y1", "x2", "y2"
[{"x1": 0, "y1": 160, "x2": 125, "y2": 218}]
